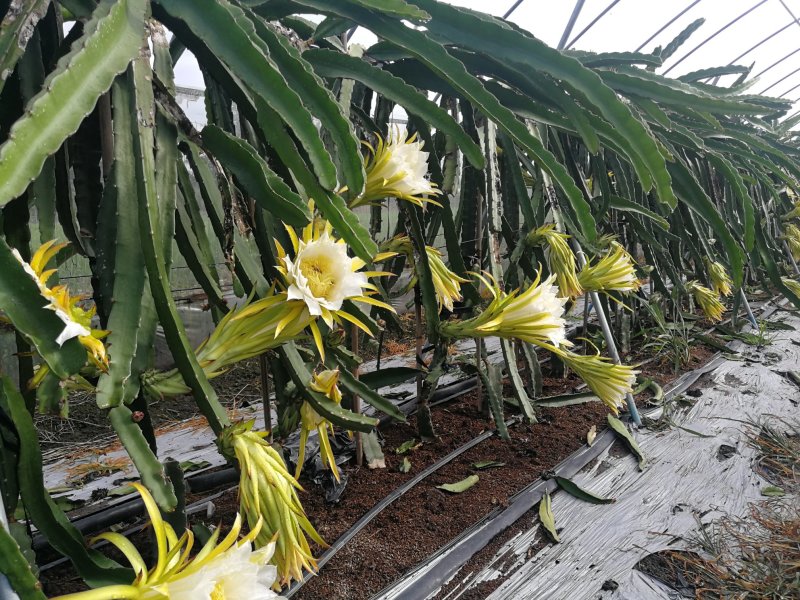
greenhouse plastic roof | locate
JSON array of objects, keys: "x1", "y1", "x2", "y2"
[{"x1": 172, "y1": 1, "x2": 800, "y2": 124}]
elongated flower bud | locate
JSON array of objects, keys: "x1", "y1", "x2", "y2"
[
  {"x1": 783, "y1": 223, "x2": 800, "y2": 261},
  {"x1": 220, "y1": 421, "x2": 326, "y2": 586},
  {"x1": 527, "y1": 224, "x2": 582, "y2": 298},
  {"x1": 352, "y1": 127, "x2": 442, "y2": 209},
  {"x1": 554, "y1": 348, "x2": 638, "y2": 413},
  {"x1": 578, "y1": 242, "x2": 640, "y2": 294},
  {"x1": 781, "y1": 277, "x2": 800, "y2": 298},
  {"x1": 385, "y1": 235, "x2": 468, "y2": 312},
  {"x1": 783, "y1": 200, "x2": 800, "y2": 221},
  {"x1": 706, "y1": 260, "x2": 733, "y2": 297},
  {"x1": 686, "y1": 280, "x2": 725, "y2": 322},
  {"x1": 298, "y1": 369, "x2": 343, "y2": 481},
  {"x1": 440, "y1": 272, "x2": 569, "y2": 348}
]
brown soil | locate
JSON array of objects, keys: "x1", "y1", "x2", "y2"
[{"x1": 38, "y1": 340, "x2": 721, "y2": 598}]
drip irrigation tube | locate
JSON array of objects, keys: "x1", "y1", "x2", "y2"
[
  {"x1": 285, "y1": 420, "x2": 515, "y2": 597},
  {"x1": 371, "y1": 299, "x2": 783, "y2": 600}
]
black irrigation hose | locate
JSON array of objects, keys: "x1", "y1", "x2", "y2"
[
  {"x1": 372, "y1": 297, "x2": 786, "y2": 600},
  {"x1": 285, "y1": 421, "x2": 512, "y2": 597}
]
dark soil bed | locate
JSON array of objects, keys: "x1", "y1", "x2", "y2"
[{"x1": 38, "y1": 337, "x2": 720, "y2": 598}]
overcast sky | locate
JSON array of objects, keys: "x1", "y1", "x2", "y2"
[{"x1": 173, "y1": 0, "x2": 800, "y2": 117}]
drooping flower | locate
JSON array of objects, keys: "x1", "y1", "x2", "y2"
[
  {"x1": 351, "y1": 127, "x2": 442, "y2": 209},
  {"x1": 220, "y1": 420, "x2": 326, "y2": 586},
  {"x1": 440, "y1": 272, "x2": 570, "y2": 348},
  {"x1": 526, "y1": 224, "x2": 582, "y2": 298},
  {"x1": 781, "y1": 277, "x2": 800, "y2": 298},
  {"x1": 553, "y1": 348, "x2": 638, "y2": 413},
  {"x1": 706, "y1": 259, "x2": 733, "y2": 297},
  {"x1": 578, "y1": 242, "x2": 640, "y2": 294},
  {"x1": 385, "y1": 235, "x2": 468, "y2": 312},
  {"x1": 686, "y1": 280, "x2": 725, "y2": 322},
  {"x1": 51, "y1": 483, "x2": 284, "y2": 600},
  {"x1": 783, "y1": 224, "x2": 800, "y2": 262},
  {"x1": 297, "y1": 369, "x2": 343, "y2": 481},
  {"x1": 13, "y1": 241, "x2": 108, "y2": 374},
  {"x1": 783, "y1": 200, "x2": 800, "y2": 221}
]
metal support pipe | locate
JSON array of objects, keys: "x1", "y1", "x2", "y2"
[
  {"x1": 558, "y1": 0, "x2": 586, "y2": 51},
  {"x1": 740, "y1": 288, "x2": 758, "y2": 328},
  {"x1": 571, "y1": 243, "x2": 642, "y2": 426}
]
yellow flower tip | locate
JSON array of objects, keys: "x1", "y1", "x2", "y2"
[
  {"x1": 781, "y1": 277, "x2": 800, "y2": 299},
  {"x1": 686, "y1": 281, "x2": 725, "y2": 322},
  {"x1": 706, "y1": 260, "x2": 733, "y2": 297},
  {"x1": 50, "y1": 482, "x2": 284, "y2": 600},
  {"x1": 227, "y1": 422, "x2": 324, "y2": 586},
  {"x1": 13, "y1": 241, "x2": 109, "y2": 381},
  {"x1": 353, "y1": 127, "x2": 442, "y2": 208},
  {"x1": 557, "y1": 349, "x2": 638, "y2": 413},
  {"x1": 526, "y1": 225, "x2": 582, "y2": 298},
  {"x1": 578, "y1": 242, "x2": 640, "y2": 295},
  {"x1": 783, "y1": 223, "x2": 800, "y2": 261}
]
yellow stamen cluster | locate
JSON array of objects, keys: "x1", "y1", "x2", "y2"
[{"x1": 526, "y1": 224, "x2": 582, "y2": 298}]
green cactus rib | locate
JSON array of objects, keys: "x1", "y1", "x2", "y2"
[
  {"x1": 128, "y1": 56, "x2": 230, "y2": 435},
  {"x1": 95, "y1": 77, "x2": 148, "y2": 411},
  {"x1": 154, "y1": 0, "x2": 338, "y2": 191},
  {"x1": 0, "y1": 526, "x2": 46, "y2": 600},
  {"x1": 108, "y1": 405, "x2": 177, "y2": 511},
  {"x1": 0, "y1": 0, "x2": 51, "y2": 95},
  {"x1": 0, "y1": 0, "x2": 147, "y2": 208},
  {"x1": 202, "y1": 125, "x2": 311, "y2": 227},
  {"x1": 1, "y1": 377, "x2": 132, "y2": 586}
]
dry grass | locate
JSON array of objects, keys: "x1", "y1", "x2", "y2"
[{"x1": 664, "y1": 418, "x2": 800, "y2": 599}]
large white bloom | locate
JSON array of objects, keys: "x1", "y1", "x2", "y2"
[
  {"x1": 441, "y1": 273, "x2": 570, "y2": 349},
  {"x1": 354, "y1": 127, "x2": 442, "y2": 208},
  {"x1": 488, "y1": 274, "x2": 570, "y2": 347},
  {"x1": 157, "y1": 541, "x2": 282, "y2": 600},
  {"x1": 283, "y1": 231, "x2": 369, "y2": 318},
  {"x1": 51, "y1": 484, "x2": 286, "y2": 600},
  {"x1": 11, "y1": 246, "x2": 91, "y2": 346}
]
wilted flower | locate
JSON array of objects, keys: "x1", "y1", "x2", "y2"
[
  {"x1": 706, "y1": 260, "x2": 733, "y2": 297},
  {"x1": 440, "y1": 272, "x2": 570, "y2": 348},
  {"x1": 221, "y1": 420, "x2": 326, "y2": 586},
  {"x1": 686, "y1": 280, "x2": 725, "y2": 322},
  {"x1": 13, "y1": 241, "x2": 108, "y2": 374},
  {"x1": 352, "y1": 127, "x2": 442, "y2": 208},
  {"x1": 276, "y1": 211, "x2": 394, "y2": 356},
  {"x1": 781, "y1": 277, "x2": 800, "y2": 298},
  {"x1": 783, "y1": 223, "x2": 800, "y2": 261},
  {"x1": 297, "y1": 369, "x2": 343, "y2": 482},
  {"x1": 385, "y1": 235, "x2": 467, "y2": 312},
  {"x1": 554, "y1": 349, "x2": 638, "y2": 413},
  {"x1": 578, "y1": 242, "x2": 640, "y2": 294},
  {"x1": 526, "y1": 224, "x2": 582, "y2": 298},
  {"x1": 783, "y1": 200, "x2": 800, "y2": 221},
  {"x1": 52, "y1": 483, "x2": 284, "y2": 600}
]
